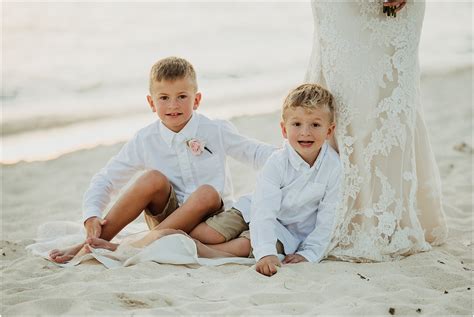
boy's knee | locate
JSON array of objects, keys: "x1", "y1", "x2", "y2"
[
  {"x1": 235, "y1": 237, "x2": 251, "y2": 257},
  {"x1": 195, "y1": 185, "x2": 221, "y2": 208},
  {"x1": 139, "y1": 170, "x2": 170, "y2": 193}
]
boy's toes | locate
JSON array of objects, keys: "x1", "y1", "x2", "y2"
[
  {"x1": 49, "y1": 249, "x2": 62, "y2": 259},
  {"x1": 53, "y1": 254, "x2": 73, "y2": 263}
]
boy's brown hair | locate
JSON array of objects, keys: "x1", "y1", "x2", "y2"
[
  {"x1": 282, "y1": 83, "x2": 335, "y2": 123},
  {"x1": 149, "y1": 56, "x2": 197, "y2": 93}
]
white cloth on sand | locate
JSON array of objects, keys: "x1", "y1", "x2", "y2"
[{"x1": 26, "y1": 221, "x2": 255, "y2": 268}]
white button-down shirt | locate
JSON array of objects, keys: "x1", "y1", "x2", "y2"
[
  {"x1": 83, "y1": 112, "x2": 276, "y2": 222},
  {"x1": 249, "y1": 141, "x2": 342, "y2": 262}
]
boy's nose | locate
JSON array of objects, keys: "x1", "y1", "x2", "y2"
[
  {"x1": 300, "y1": 125, "x2": 311, "y2": 135},
  {"x1": 169, "y1": 99, "x2": 180, "y2": 108}
]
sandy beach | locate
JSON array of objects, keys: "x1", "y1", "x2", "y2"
[{"x1": 1, "y1": 68, "x2": 472, "y2": 315}]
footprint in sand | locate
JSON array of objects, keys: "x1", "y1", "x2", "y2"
[
  {"x1": 453, "y1": 142, "x2": 473, "y2": 154},
  {"x1": 116, "y1": 293, "x2": 150, "y2": 309}
]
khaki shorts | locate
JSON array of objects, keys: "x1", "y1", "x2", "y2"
[
  {"x1": 205, "y1": 209, "x2": 284, "y2": 257},
  {"x1": 205, "y1": 208, "x2": 249, "y2": 242},
  {"x1": 144, "y1": 185, "x2": 224, "y2": 230}
]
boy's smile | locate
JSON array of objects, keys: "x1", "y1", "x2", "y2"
[
  {"x1": 147, "y1": 77, "x2": 201, "y2": 132},
  {"x1": 281, "y1": 107, "x2": 334, "y2": 166},
  {"x1": 298, "y1": 140, "x2": 315, "y2": 147}
]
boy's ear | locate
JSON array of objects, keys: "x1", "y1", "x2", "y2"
[
  {"x1": 326, "y1": 123, "x2": 335, "y2": 139},
  {"x1": 147, "y1": 95, "x2": 157, "y2": 113},
  {"x1": 193, "y1": 92, "x2": 202, "y2": 110},
  {"x1": 280, "y1": 121, "x2": 288, "y2": 139}
]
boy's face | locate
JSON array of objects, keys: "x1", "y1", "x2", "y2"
[
  {"x1": 147, "y1": 77, "x2": 201, "y2": 132},
  {"x1": 280, "y1": 106, "x2": 335, "y2": 166}
]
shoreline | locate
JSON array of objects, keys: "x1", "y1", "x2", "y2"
[{"x1": 3, "y1": 66, "x2": 472, "y2": 166}]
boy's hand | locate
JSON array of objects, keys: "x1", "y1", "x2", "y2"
[
  {"x1": 84, "y1": 217, "x2": 107, "y2": 239},
  {"x1": 282, "y1": 253, "x2": 308, "y2": 264},
  {"x1": 255, "y1": 255, "x2": 281, "y2": 276}
]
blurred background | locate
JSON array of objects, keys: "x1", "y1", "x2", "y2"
[{"x1": 2, "y1": 1, "x2": 472, "y2": 164}]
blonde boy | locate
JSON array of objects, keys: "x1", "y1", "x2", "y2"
[
  {"x1": 188, "y1": 84, "x2": 342, "y2": 274},
  {"x1": 250, "y1": 83, "x2": 341, "y2": 276},
  {"x1": 49, "y1": 56, "x2": 275, "y2": 263}
]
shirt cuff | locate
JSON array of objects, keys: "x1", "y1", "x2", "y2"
[
  {"x1": 82, "y1": 209, "x2": 103, "y2": 224},
  {"x1": 253, "y1": 243, "x2": 278, "y2": 261}
]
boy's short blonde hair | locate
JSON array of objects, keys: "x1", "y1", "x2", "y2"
[
  {"x1": 282, "y1": 83, "x2": 335, "y2": 123},
  {"x1": 149, "y1": 56, "x2": 198, "y2": 93}
]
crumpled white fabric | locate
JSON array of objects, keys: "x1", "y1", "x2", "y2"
[{"x1": 26, "y1": 221, "x2": 256, "y2": 268}]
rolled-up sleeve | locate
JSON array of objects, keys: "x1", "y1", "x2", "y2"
[
  {"x1": 296, "y1": 164, "x2": 342, "y2": 262},
  {"x1": 249, "y1": 155, "x2": 283, "y2": 261}
]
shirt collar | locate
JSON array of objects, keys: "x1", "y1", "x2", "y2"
[
  {"x1": 285, "y1": 141, "x2": 328, "y2": 171},
  {"x1": 159, "y1": 112, "x2": 200, "y2": 148}
]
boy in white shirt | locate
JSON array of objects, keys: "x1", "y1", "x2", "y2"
[
  {"x1": 250, "y1": 83, "x2": 342, "y2": 276},
  {"x1": 191, "y1": 83, "x2": 342, "y2": 275},
  {"x1": 49, "y1": 56, "x2": 275, "y2": 263}
]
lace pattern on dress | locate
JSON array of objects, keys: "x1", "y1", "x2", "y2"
[{"x1": 306, "y1": 0, "x2": 448, "y2": 262}]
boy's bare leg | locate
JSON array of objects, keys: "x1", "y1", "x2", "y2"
[
  {"x1": 50, "y1": 171, "x2": 222, "y2": 263},
  {"x1": 100, "y1": 172, "x2": 222, "y2": 240},
  {"x1": 119, "y1": 229, "x2": 245, "y2": 258},
  {"x1": 200, "y1": 237, "x2": 251, "y2": 257},
  {"x1": 150, "y1": 184, "x2": 221, "y2": 232},
  {"x1": 87, "y1": 228, "x2": 187, "y2": 251},
  {"x1": 83, "y1": 228, "x2": 248, "y2": 260},
  {"x1": 128, "y1": 228, "x2": 185, "y2": 248},
  {"x1": 193, "y1": 239, "x2": 237, "y2": 258},
  {"x1": 49, "y1": 170, "x2": 171, "y2": 263},
  {"x1": 189, "y1": 222, "x2": 227, "y2": 244},
  {"x1": 99, "y1": 170, "x2": 174, "y2": 241}
]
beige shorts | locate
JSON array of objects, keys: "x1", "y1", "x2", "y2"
[
  {"x1": 205, "y1": 208, "x2": 284, "y2": 257},
  {"x1": 144, "y1": 185, "x2": 224, "y2": 230},
  {"x1": 205, "y1": 208, "x2": 249, "y2": 241}
]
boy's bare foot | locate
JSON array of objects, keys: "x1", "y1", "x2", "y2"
[
  {"x1": 86, "y1": 237, "x2": 119, "y2": 251},
  {"x1": 73, "y1": 244, "x2": 95, "y2": 260},
  {"x1": 49, "y1": 242, "x2": 85, "y2": 263}
]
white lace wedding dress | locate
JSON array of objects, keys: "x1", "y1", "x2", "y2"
[{"x1": 306, "y1": 0, "x2": 448, "y2": 262}]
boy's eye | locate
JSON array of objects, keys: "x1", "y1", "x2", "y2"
[
  {"x1": 292, "y1": 122, "x2": 301, "y2": 127},
  {"x1": 178, "y1": 95, "x2": 187, "y2": 100},
  {"x1": 159, "y1": 96, "x2": 169, "y2": 101},
  {"x1": 312, "y1": 123, "x2": 320, "y2": 127}
]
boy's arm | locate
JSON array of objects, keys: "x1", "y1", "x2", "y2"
[
  {"x1": 219, "y1": 120, "x2": 277, "y2": 170},
  {"x1": 296, "y1": 165, "x2": 342, "y2": 262},
  {"x1": 249, "y1": 155, "x2": 284, "y2": 261},
  {"x1": 82, "y1": 134, "x2": 145, "y2": 223}
]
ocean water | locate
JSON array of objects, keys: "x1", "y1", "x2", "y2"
[{"x1": 2, "y1": 1, "x2": 472, "y2": 164}]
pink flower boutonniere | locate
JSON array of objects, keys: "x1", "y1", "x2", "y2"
[{"x1": 186, "y1": 138, "x2": 213, "y2": 156}]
